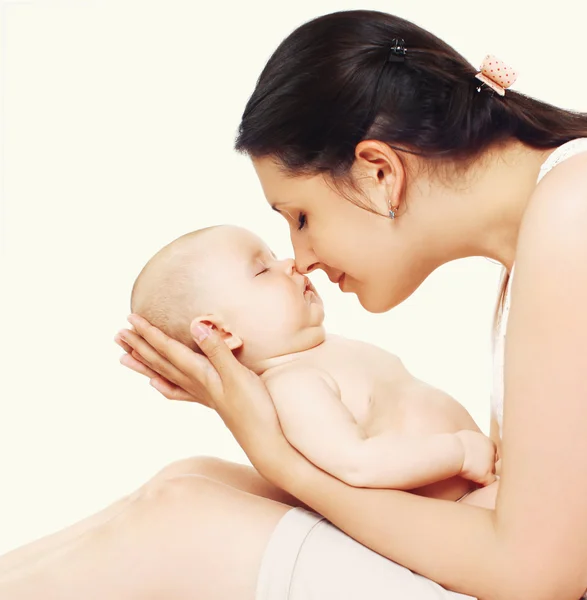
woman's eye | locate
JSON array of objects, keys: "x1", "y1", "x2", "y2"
[
  {"x1": 297, "y1": 213, "x2": 307, "y2": 230},
  {"x1": 256, "y1": 267, "x2": 269, "y2": 276}
]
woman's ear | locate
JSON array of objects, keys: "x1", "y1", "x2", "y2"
[
  {"x1": 190, "y1": 315, "x2": 243, "y2": 351},
  {"x1": 353, "y1": 140, "x2": 407, "y2": 215}
]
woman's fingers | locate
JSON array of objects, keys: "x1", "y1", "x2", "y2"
[
  {"x1": 127, "y1": 315, "x2": 204, "y2": 376},
  {"x1": 149, "y1": 377, "x2": 202, "y2": 403},
  {"x1": 131, "y1": 350, "x2": 159, "y2": 371},
  {"x1": 114, "y1": 334, "x2": 133, "y2": 355},
  {"x1": 117, "y1": 333, "x2": 186, "y2": 390},
  {"x1": 120, "y1": 353, "x2": 160, "y2": 379},
  {"x1": 121, "y1": 317, "x2": 219, "y2": 405},
  {"x1": 119, "y1": 350, "x2": 205, "y2": 405},
  {"x1": 190, "y1": 321, "x2": 244, "y2": 386},
  {"x1": 118, "y1": 327, "x2": 188, "y2": 388},
  {"x1": 117, "y1": 330, "x2": 163, "y2": 373}
]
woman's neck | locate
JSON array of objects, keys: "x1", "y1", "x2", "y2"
[
  {"x1": 415, "y1": 141, "x2": 556, "y2": 271},
  {"x1": 470, "y1": 142, "x2": 555, "y2": 270}
]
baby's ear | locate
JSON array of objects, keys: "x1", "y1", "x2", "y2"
[{"x1": 190, "y1": 315, "x2": 243, "y2": 351}]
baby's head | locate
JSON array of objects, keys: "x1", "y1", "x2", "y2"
[{"x1": 131, "y1": 225, "x2": 325, "y2": 369}]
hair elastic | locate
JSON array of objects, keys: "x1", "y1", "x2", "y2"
[
  {"x1": 475, "y1": 54, "x2": 517, "y2": 96},
  {"x1": 387, "y1": 38, "x2": 407, "y2": 63}
]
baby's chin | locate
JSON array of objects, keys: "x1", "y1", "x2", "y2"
[
  {"x1": 246, "y1": 324, "x2": 327, "y2": 367},
  {"x1": 280, "y1": 321, "x2": 327, "y2": 349},
  {"x1": 287, "y1": 322, "x2": 327, "y2": 354}
]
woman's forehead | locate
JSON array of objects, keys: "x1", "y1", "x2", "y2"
[{"x1": 253, "y1": 157, "x2": 325, "y2": 202}]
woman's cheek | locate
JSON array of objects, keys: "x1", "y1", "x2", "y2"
[{"x1": 349, "y1": 278, "x2": 385, "y2": 314}]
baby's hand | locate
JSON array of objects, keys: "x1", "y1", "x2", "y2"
[{"x1": 455, "y1": 430, "x2": 498, "y2": 487}]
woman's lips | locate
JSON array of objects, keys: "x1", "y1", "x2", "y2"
[{"x1": 338, "y1": 274, "x2": 346, "y2": 290}]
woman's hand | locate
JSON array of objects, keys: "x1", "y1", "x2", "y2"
[
  {"x1": 115, "y1": 315, "x2": 287, "y2": 470},
  {"x1": 115, "y1": 330, "x2": 206, "y2": 405}
]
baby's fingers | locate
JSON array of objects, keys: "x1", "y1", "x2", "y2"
[{"x1": 478, "y1": 471, "x2": 497, "y2": 487}]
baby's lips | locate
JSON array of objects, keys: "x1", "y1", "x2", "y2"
[{"x1": 304, "y1": 277, "x2": 319, "y2": 296}]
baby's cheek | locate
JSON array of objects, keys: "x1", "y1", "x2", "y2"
[
  {"x1": 247, "y1": 300, "x2": 284, "y2": 331},
  {"x1": 260, "y1": 293, "x2": 298, "y2": 329}
]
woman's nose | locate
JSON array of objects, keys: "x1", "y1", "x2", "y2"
[
  {"x1": 295, "y1": 260, "x2": 319, "y2": 275},
  {"x1": 291, "y1": 241, "x2": 319, "y2": 274}
]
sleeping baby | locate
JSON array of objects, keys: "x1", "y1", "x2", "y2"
[{"x1": 130, "y1": 225, "x2": 499, "y2": 506}]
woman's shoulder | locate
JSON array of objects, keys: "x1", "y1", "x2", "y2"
[
  {"x1": 505, "y1": 140, "x2": 587, "y2": 290},
  {"x1": 517, "y1": 146, "x2": 587, "y2": 286},
  {"x1": 509, "y1": 140, "x2": 587, "y2": 279},
  {"x1": 536, "y1": 138, "x2": 587, "y2": 186},
  {"x1": 505, "y1": 140, "x2": 587, "y2": 266},
  {"x1": 532, "y1": 148, "x2": 587, "y2": 219}
]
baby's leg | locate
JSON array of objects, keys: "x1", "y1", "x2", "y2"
[{"x1": 0, "y1": 456, "x2": 299, "y2": 574}]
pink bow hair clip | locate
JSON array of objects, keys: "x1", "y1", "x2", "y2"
[{"x1": 475, "y1": 54, "x2": 518, "y2": 96}]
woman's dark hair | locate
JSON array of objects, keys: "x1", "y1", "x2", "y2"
[
  {"x1": 235, "y1": 9, "x2": 587, "y2": 324},
  {"x1": 235, "y1": 9, "x2": 587, "y2": 176}
]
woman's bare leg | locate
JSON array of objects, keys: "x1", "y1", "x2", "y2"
[
  {"x1": 0, "y1": 456, "x2": 300, "y2": 574},
  {"x1": 0, "y1": 473, "x2": 291, "y2": 600},
  {"x1": 157, "y1": 456, "x2": 303, "y2": 507},
  {"x1": 0, "y1": 485, "x2": 144, "y2": 575}
]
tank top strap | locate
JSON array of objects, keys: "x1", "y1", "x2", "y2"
[{"x1": 537, "y1": 137, "x2": 587, "y2": 183}]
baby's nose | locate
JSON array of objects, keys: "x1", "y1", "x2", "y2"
[{"x1": 280, "y1": 258, "x2": 296, "y2": 274}]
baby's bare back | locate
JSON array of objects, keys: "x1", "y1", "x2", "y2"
[{"x1": 297, "y1": 335, "x2": 483, "y2": 501}]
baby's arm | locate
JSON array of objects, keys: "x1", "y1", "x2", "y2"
[{"x1": 265, "y1": 367, "x2": 495, "y2": 489}]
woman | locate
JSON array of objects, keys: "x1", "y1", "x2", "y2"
[{"x1": 2, "y1": 9, "x2": 587, "y2": 600}]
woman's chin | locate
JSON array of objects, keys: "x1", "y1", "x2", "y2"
[
  {"x1": 356, "y1": 294, "x2": 388, "y2": 314},
  {"x1": 355, "y1": 289, "x2": 396, "y2": 314}
]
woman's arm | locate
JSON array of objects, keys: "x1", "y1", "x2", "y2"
[
  {"x1": 119, "y1": 320, "x2": 499, "y2": 597},
  {"x1": 122, "y1": 317, "x2": 508, "y2": 598},
  {"x1": 287, "y1": 156, "x2": 587, "y2": 600},
  {"x1": 120, "y1": 154, "x2": 587, "y2": 600},
  {"x1": 487, "y1": 154, "x2": 587, "y2": 597}
]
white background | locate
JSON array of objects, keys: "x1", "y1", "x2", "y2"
[{"x1": 1, "y1": 0, "x2": 586, "y2": 554}]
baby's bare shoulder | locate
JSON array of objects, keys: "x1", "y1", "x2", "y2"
[{"x1": 323, "y1": 335, "x2": 406, "y2": 370}]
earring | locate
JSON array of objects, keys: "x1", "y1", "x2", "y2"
[{"x1": 388, "y1": 204, "x2": 396, "y2": 219}]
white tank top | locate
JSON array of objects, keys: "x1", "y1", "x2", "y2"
[{"x1": 491, "y1": 138, "x2": 587, "y2": 437}]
